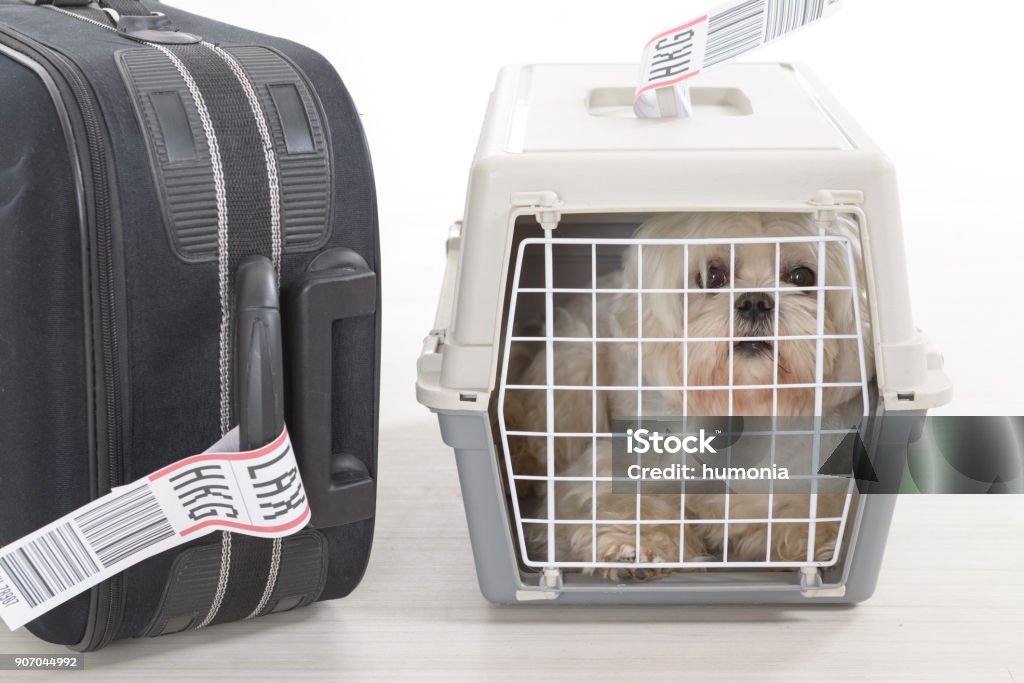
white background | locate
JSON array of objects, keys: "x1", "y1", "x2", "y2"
[{"x1": 168, "y1": 0, "x2": 1024, "y2": 420}]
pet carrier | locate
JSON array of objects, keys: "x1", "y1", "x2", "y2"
[{"x1": 417, "y1": 63, "x2": 952, "y2": 604}]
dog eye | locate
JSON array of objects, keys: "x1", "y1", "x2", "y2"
[
  {"x1": 786, "y1": 267, "x2": 817, "y2": 289},
  {"x1": 704, "y1": 266, "x2": 729, "y2": 290}
]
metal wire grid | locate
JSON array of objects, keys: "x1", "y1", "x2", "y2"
[{"x1": 497, "y1": 231, "x2": 871, "y2": 571}]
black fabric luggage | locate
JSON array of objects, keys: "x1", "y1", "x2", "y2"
[{"x1": 0, "y1": 0, "x2": 380, "y2": 650}]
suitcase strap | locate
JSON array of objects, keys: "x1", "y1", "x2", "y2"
[{"x1": 43, "y1": 3, "x2": 329, "y2": 637}]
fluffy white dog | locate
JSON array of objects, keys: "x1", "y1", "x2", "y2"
[{"x1": 502, "y1": 212, "x2": 874, "y2": 580}]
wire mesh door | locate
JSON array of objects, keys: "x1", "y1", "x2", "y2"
[{"x1": 498, "y1": 225, "x2": 871, "y2": 573}]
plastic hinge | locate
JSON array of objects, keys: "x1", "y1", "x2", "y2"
[
  {"x1": 541, "y1": 567, "x2": 563, "y2": 590},
  {"x1": 812, "y1": 190, "x2": 864, "y2": 224},
  {"x1": 799, "y1": 567, "x2": 847, "y2": 599},
  {"x1": 515, "y1": 569, "x2": 563, "y2": 602},
  {"x1": 511, "y1": 191, "x2": 562, "y2": 230}
]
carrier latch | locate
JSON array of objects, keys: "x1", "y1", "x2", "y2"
[{"x1": 422, "y1": 329, "x2": 445, "y2": 355}]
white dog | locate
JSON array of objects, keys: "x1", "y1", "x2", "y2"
[{"x1": 502, "y1": 212, "x2": 874, "y2": 580}]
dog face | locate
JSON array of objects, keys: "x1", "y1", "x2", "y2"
[{"x1": 622, "y1": 213, "x2": 872, "y2": 417}]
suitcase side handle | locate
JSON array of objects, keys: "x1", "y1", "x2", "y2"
[
  {"x1": 286, "y1": 248, "x2": 377, "y2": 529},
  {"x1": 235, "y1": 256, "x2": 285, "y2": 451}
]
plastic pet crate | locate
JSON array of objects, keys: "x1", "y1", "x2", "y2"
[{"x1": 417, "y1": 63, "x2": 952, "y2": 604}]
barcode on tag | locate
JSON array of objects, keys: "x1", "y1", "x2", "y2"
[
  {"x1": 636, "y1": 0, "x2": 844, "y2": 117},
  {"x1": 75, "y1": 486, "x2": 175, "y2": 567},
  {"x1": 0, "y1": 524, "x2": 98, "y2": 609},
  {"x1": 0, "y1": 426, "x2": 309, "y2": 631},
  {"x1": 765, "y1": 0, "x2": 830, "y2": 42},
  {"x1": 706, "y1": 0, "x2": 766, "y2": 68}
]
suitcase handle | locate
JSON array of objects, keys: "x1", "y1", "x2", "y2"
[
  {"x1": 234, "y1": 256, "x2": 285, "y2": 451},
  {"x1": 286, "y1": 248, "x2": 377, "y2": 529}
]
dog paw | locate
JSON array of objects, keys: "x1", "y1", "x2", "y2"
[
  {"x1": 590, "y1": 532, "x2": 680, "y2": 583},
  {"x1": 599, "y1": 544, "x2": 672, "y2": 583}
]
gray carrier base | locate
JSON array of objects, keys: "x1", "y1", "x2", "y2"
[{"x1": 436, "y1": 410, "x2": 924, "y2": 605}]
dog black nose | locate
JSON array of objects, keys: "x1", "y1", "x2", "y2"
[{"x1": 735, "y1": 293, "x2": 774, "y2": 323}]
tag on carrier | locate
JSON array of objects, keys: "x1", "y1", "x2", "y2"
[
  {"x1": 0, "y1": 427, "x2": 309, "y2": 631},
  {"x1": 635, "y1": 0, "x2": 844, "y2": 118}
]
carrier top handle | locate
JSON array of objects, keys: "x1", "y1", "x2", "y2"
[{"x1": 235, "y1": 256, "x2": 285, "y2": 452}]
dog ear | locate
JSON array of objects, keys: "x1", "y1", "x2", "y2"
[
  {"x1": 625, "y1": 215, "x2": 693, "y2": 335},
  {"x1": 630, "y1": 213, "x2": 719, "y2": 288}
]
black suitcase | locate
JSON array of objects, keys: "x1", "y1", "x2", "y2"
[{"x1": 0, "y1": 0, "x2": 380, "y2": 650}]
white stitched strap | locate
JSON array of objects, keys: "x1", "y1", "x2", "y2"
[
  {"x1": 246, "y1": 537, "x2": 282, "y2": 619},
  {"x1": 196, "y1": 530, "x2": 231, "y2": 630},
  {"x1": 148, "y1": 44, "x2": 234, "y2": 438},
  {"x1": 146, "y1": 44, "x2": 236, "y2": 630},
  {"x1": 203, "y1": 42, "x2": 283, "y2": 280},
  {"x1": 202, "y1": 42, "x2": 286, "y2": 608}
]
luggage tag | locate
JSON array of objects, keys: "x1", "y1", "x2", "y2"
[
  {"x1": 636, "y1": 0, "x2": 845, "y2": 118},
  {"x1": 0, "y1": 427, "x2": 308, "y2": 631},
  {"x1": 0, "y1": 256, "x2": 302, "y2": 632}
]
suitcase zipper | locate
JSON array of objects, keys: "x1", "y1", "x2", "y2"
[{"x1": 0, "y1": 27, "x2": 126, "y2": 651}]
